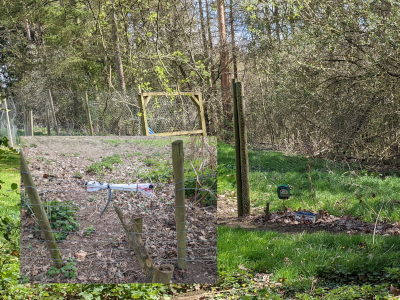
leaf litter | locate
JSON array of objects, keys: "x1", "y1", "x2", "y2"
[{"x1": 20, "y1": 136, "x2": 217, "y2": 284}]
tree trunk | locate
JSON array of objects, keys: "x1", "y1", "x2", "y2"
[
  {"x1": 229, "y1": 0, "x2": 238, "y2": 79},
  {"x1": 205, "y1": 0, "x2": 213, "y2": 52},
  {"x1": 110, "y1": 0, "x2": 127, "y2": 95},
  {"x1": 273, "y1": 4, "x2": 280, "y2": 41},
  {"x1": 199, "y1": 0, "x2": 208, "y2": 55},
  {"x1": 25, "y1": 19, "x2": 31, "y2": 41},
  {"x1": 217, "y1": 0, "x2": 231, "y2": 122}
]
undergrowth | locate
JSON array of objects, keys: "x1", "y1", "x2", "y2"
[
  {"x1": 22, "y1": 197, "x2": 79, "y2": 241},
  {"x1": 86, "y1": 154, "x2": 122, "y2": 174}
]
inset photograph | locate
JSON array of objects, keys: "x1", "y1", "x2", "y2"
[{"x1": 20, "y1": 136, "x2": 216, "y2": 284}]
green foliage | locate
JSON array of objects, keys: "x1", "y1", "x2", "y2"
[
  {"x1": 46, "y1": 200, "x2": 79, "y2": 241},
  {"x1": 73, "y1": 171, "x2": 83, "y2": 179},
  {"x1": 0, "y1": 137, "x2": 20, "y2": 290},
  {"x1": 185, "y1": 169, "x2": 217, "y2": 206},
  {"x1": 296, "y1": 284, "x2": 391, "y2": 300},
  {"x1": 22, "y1": 198, "x2": 80, "y2": 241},
  {"x1": 47, "y1": 258, "x2": 77, "y2": 279},
  {"x1": 84, "y1": 225, "x2": 96, "y2": 237},
  {"x1": 1, "y1": 283, "x2": 172, "y2": 299},
  {"x1": 317, "y1": 256, "x2": 400, "y2": 286},
  {"x1": 86, "y1": 154, "x2": 122, "y2": 174},
  {"x1": 137, "y1": 157, "x2": 172, "y2": 182}
]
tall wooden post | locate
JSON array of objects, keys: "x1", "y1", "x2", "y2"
[
  {"x1": 138, "y1": 92, "x2": 150, "y2": 136},
  {"x1": 232, "y1": 79, "x2": 243, "y2": 216},
  {"x1": 172, "y1": 140, "x2": 187, "y2": 270},
  {"x1": 3, "y1": 99, "x2": 14, "y2": 148},
  {"x1": 24, "y1": 111, "x2": 28, "y2": 136},
  {"x1": 236, "y1": 82, "x2": 250, "y2": 215},
  {"x1": 48, "y1": 90, "x2": 59, "y2": 136},
  {"x1": 20, "y1": 152, "x2": 63, "y2": 268},
  {"x1": 233, "y1": 81, "x2": 250, "y2": 216},
  {"x1": 29, "y1": 110, "x2": 34, "y2": 136},
  {"x1": 197, "y1": 94, "x2": 207, "y2": 136},
  {"x1": 46, "y1": 108, "x2": 51, "y2": 136},
  {"x1": 85, "y1": 91, "x2": 94, "y2": 136}
]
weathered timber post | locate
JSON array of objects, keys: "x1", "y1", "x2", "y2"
[
  {"x1": 152, "y1": 264, "x2": 174, "y2": 283},
  {"x1": 172, "y1": 140, "x2": 187, "y2": 270},
  {"x1": 29, "y1": 110, "x2": 34, "y2": 136},
  {"x1": 46, "y1": 108, "x2": 51, "y2": 136},
  {"x1": 114, "y1": 206, "x2": 154, "y2": 277},
  {"x1": 114, "y1": 206, "x2": 173, "y2": 283},
  {"x1": 48, "y1": 90, "x2": 59, "y2": 136},
  {"x1": 264, "y1": 202, "x2": 270, "y2": 222},
  {"x1": 138, "y1": 92, "x2": 150, "y2": 136},
  {"x1": 23, "y1": 111, "x2": 28, "y2": 136},
  {"x1": 3, "y1": 99, "x2": 14, "y2": 148},
  {"x1": 232, "y1": 79, "x2": 243, "y2": 216},
  {"x1": 20, "y1": 152, "x2": 63, "y2": 268},
  {"x1": 234, "y1": 81, "x2": 250, "y2": 216},
  {"x1": 85, "y1": 91, "x2": 94, "y2": 136}
]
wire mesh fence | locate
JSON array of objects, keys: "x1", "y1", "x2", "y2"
[
  {"x1": 0, "y1": 98, "x2": 19, "y2": 146},
  {"x1": 20, "y1": 136, "x2": 217, "y2": 284},
  {"x1": 145, "y1": 94, "x2": 202, "y2": 134},
  {"x1": 11, "y1": 89, "x2": 206, "y2": 138}
]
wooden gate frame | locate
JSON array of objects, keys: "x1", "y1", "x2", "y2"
[{"x1": 138, "y1": 92, "x2": 207, "y2": 136}]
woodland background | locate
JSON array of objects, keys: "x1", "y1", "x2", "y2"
[{"x1": 1, "y1": 0, "x2": 399, "y2": 166}]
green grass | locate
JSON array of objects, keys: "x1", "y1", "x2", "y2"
[
  {"x1": 0, "y1": 139, "x2": 20, "y2": 289},
  {"x1": 102, "y1": 136, "x2": 191, "y2": 148},
  {"x1": 0, "y1": 147, "x2": 20, "y2": 209},
  {"x1": 218, "y1": 226, "x2": 400, "y2": 297},
  {"x1": 86, "y1": 154, "x2": 122, "y2": 174},
  {"x1": 218, "y1": 142, "x2": 400, "y2": 223}
]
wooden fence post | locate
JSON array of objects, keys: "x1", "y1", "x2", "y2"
[
  {"x1": 232, "y1": 79, "x2": 243, "y2": 216},
  {"x1": 20, "y1": 152, "x2": 63, "y2": 268},
  {"x1": 48, "y1": 90, "x2": 59, "y2": 136},
  {"x1": 23, "y1": 111, "x2": 28, "y2": 136},
  {"x1": 138, "y1": 92, "x2": 150, "y2": 136},
  {"x1": 3, "y1": 99, "x2": 14, "y2": 148},
  {"x1": 114, "y1": 206, "x2": 174, "y2": 283},
  {"x1": 85, "y1": 91, "x2": 94, "y2": 136},
  {"x1": 172, "y1": 140, "x2": 187, "y2": 270},
  {"x1": 233, "y1": 81, "x2": 250, "y2": 216},
  {"x1": 46, "y1": 108, "x2": 51, "y2": 136},
  {"x1": 29, "y1": 110, "x2": 34, "y2": 136}
]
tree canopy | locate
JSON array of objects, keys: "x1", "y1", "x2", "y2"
[{"x1": 1, "y1": 0, "x2": 399, "y2": 164}]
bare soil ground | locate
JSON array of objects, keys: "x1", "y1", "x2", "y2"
[
  {"x1": 218, "y1": 192, "x2": 400, "y2": 235},
  {"x1": 20, "y1": 136, "x2": 217, "y2": 284}
]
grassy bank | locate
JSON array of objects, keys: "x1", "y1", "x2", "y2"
[
  {"x1": 218, "y1": 226, "x2": 400, "y2": 288},
  {"x1": 0, "y1": 138, "x2": 20, "y2": 290},
  {"x1": 218, "y1": 142, "x2": 400, "y2": 223}
]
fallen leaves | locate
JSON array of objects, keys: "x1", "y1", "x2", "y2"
[{"x1": 74, "y1": 250, "x2": 87, "y2": 262}]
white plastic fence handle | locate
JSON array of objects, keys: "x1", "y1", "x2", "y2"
[{"x1": 85, "y1": 181, "x2": 153, "y2": 196}]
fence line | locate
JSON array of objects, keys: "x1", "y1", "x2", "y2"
[{"x1": 20, "y1": 139, "x2": 217, "y2": 283}]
